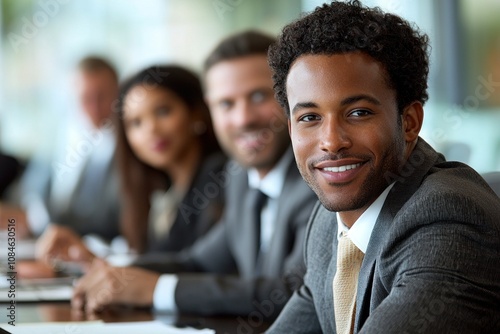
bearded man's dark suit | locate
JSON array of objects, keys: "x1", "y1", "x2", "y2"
[{"x1": 138, "y1": 149, "x2": 318, "y2": 319}]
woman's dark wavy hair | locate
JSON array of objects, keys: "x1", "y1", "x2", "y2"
[
  {"x1": 268, "y1": 0, "x2": 430, "y2": 117},
  {"x1": 114, "y1": 65, "x2": 220, "y2": 252}
]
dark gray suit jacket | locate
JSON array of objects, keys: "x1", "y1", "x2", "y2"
[
  {"x1": 137, "y1": 149, "x2": 318, "y2": 318},
  {"x1": 268, "y1": 139, "x2": 500, "y2": 333},
  {"x1": 146, "y1": 152, "x2": 226, "y2": 253}
]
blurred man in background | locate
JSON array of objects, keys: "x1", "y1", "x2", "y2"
[{"x1": 0, "y1": 57, "x2": 121, "y2": 270}]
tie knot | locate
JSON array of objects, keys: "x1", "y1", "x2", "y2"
[
  {"x1": 251, "y1": 189, "x2": 268, "y2": 212},
  {"x1": 337, "y1": 233, "x2": 364, "y2": 268}
]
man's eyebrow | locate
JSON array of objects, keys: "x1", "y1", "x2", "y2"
[
  {"x1": 291, "y1": 102, "x2": 318, "y2": 115},
  {"x1": 247, "y1": 87, "x2": 274, "y2": 96},
  {"x1": 340, "y1": 94, "x2": 381, "y2": 106},
  {"x1": 291, "y1": 94, "x2": 382, "y2": 115}
]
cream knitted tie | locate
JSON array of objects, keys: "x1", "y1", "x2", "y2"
[{"x1": 333, "y1": 232, "x2": 365, "y2": 334}]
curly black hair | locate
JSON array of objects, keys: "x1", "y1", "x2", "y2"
[{"x1": 268, "y1": 0, "x2": 430, "y2": 117}]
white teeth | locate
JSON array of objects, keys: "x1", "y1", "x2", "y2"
[
  {"x1": 238, "y1": 133, "x2": 260, "y2": 141},
  {"x1": 323, "y1": 163, "x2": 361, "y2": 173}
]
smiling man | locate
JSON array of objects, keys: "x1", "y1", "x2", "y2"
[
  {"x1": 267, "y1": 1, "x2": 500, "y2": 333},
  {"x1": 287, "y1": 52, "x2": 410, "y2": 227}
]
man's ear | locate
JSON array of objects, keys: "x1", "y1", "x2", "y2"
[{"x1": 402, "y1": 101, "x2": 424, "y2": 143}]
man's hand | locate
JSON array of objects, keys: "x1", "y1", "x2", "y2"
[
  {"x1": 71, "y1": 259, "x2": 160, "y2": 313},
  {"x1": 17, "y1": 261, "x2": 57, "y2": 279},
  {"x1": 36, "y1": 225, "x2": 95, "y2": 264},
  {"x1": 0, "y1": 203, "x2": 31, "y2": 238}
]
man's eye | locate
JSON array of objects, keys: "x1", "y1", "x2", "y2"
[
  {"x1": 218, "y1": 100, "x2": 233, "y2": 110},
  {"x1": 298, "y1": 114, "x2": 320, "y2": 122},
  {"x1": 350, "y1": 109, "x2": 372, "y2": 117},
  {"x1": 156, "y1": 107, "x2": 171, "y2": 116},
  {"x1": 126, "y1": 118, "x2": 141, "y2": 128},
  {"x1": 250, "y1": 91, "x2": 266, "y2": 104}
]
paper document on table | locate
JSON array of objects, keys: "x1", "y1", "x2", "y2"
[{"x1": 0, "y1": 321, "x2": 215, "y2": 334}]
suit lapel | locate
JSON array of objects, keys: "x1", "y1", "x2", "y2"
[
  {"x1": 308, "y1": 205, "x2": 338, "y2": 333},
  {"x1": 226, "y1": 164, "x2": 258, "y2": 278},
  {"x1": 354, "y1": 138, "x2": 444, "y2": 331},
  {"x1": 262, "y1": 155, "x2": 297, "y2": 276},
  {"x1": 329, "y1": 219, "x2": 339, "y2": 332},
  {"x1": 355, "y1": 202, "x2": 394, "y2": 331}
]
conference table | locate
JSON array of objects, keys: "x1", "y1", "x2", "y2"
[
  {"x1": 0, "y1": 301, "x2": 271, "y2": 333},
  {"x1": 0, "y1": 237, "x2": 272, "y2": 332}
]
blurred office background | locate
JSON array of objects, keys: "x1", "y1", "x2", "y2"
[{"x1": 1, "y1": 0, "x2": 499, "y2": 172}]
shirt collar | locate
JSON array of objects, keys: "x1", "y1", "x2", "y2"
[
  {"x1": 337, "y1": 183, "x2": 395, "y2": 253},
  {"x1": 247, "y1": 147, "x2": 293, "y2": 199}
]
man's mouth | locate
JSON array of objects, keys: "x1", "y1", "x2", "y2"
[
  {"x1": 235, "y1": 132, "x2": 265, "y2": 150},
  {"x1": 313, "y1": 159, "x2": 366, "y2": 184},
  {"x1": 322, "y1": 163, "x2": 362, "y2": 173}
]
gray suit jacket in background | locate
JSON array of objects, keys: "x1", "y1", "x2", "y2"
[
  {"x1": 137, "y1": 149, "x2": 318, "y2": 319},
  {"x1": 268, "y1": 139, "x2": 500, "y2": 333},
  {"x1": 18, "y1": 151, "x2": 120, "y2": 240}
]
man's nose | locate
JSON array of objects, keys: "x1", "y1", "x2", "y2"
[{"x1": 318, "y1": 117, "x2": 352, "y2": 154}]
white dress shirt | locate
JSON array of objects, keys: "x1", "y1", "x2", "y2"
[
  {"x1": 24, "y1": 116, "x2": 115, "y2": 236},
  {"x1": 152, "y1": 148, "x2": 293, "y2": 312},
  {"x1": 247, "y1": 147, "x2": 292, "y2": 253},
  {"x1": 336, "y1": 183, "x2": 395, "y2": 253}
]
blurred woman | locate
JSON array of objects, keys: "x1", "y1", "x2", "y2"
[
  {"x1": 116, "y1": 65, "x2": 225, "y2": 254},
  {"x1": 34, "y1": 65, "x2": 226, "y2": 268}
]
